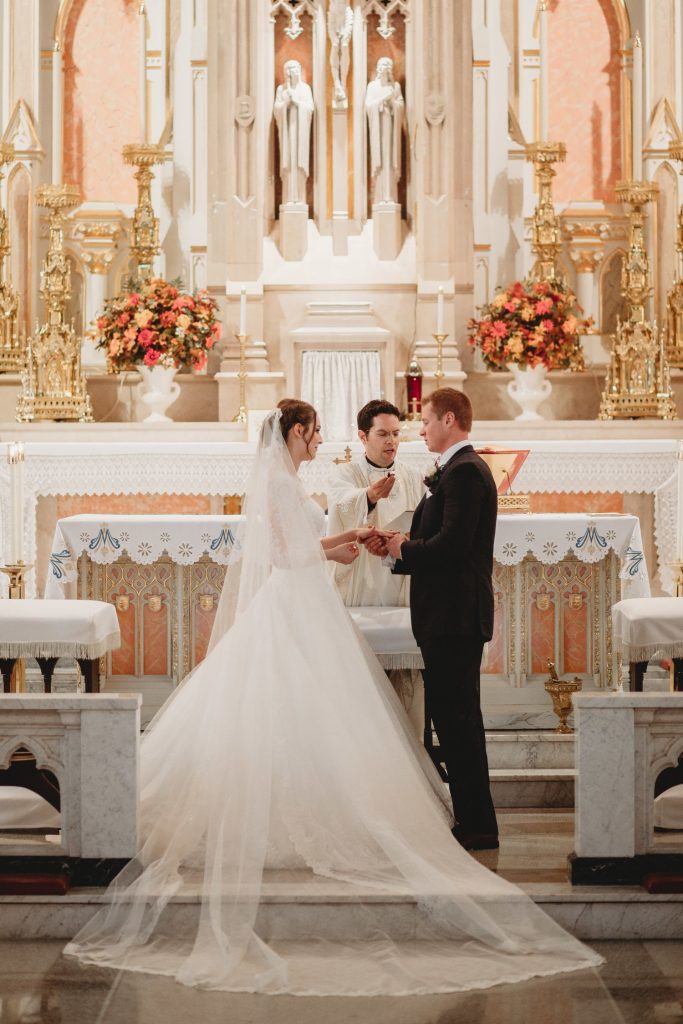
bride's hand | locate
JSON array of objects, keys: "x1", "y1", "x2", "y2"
[{"x1": 330, "y1": 542, "x2": 360, "y2": 565}]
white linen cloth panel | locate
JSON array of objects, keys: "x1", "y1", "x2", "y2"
[
  {"x1": 47, "y1": 512, "x2": 649, "y2": 599},
  {"x1": 0, "y1": 599, "x2": 120, "y2": 659},
  {"x1": 300, "y1": 350, "x2": 381, "y2": 441},
  {"x1": 611, "y1": 597, "x2": 683, "y2": 661}
]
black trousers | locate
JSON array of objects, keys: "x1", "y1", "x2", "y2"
[{"x1": 420, "y1": 634, "x2": 498, "y2": 837}]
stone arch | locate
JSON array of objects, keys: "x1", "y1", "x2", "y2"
[
  {"x1": 599, "y1": 247, "x2": 626, "y2": 335},
  {"x1": 6, "y1": 162, "x2": 32, "y2": 330}
]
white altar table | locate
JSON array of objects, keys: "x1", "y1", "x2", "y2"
[{"x1": 46, "y1": 512, "x2": 649, "y2": 728}]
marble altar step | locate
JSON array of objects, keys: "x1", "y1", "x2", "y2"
[
  {"x1": 490, "y1": 768, "x2": 575, "y2": 808},
  {"x1": 485, "y1": 731, "x2": 574, "y2": 770},
  {"x1": 1, "y1": 874, "x2": 681, "y2": 942}
]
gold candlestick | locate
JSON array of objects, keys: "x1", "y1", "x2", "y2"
[
  {"x1": 671, "y1": 562, "x2": 683, "y2": 598},
  {"x1": 0, "y1": 561, "x2": 33, "y2": 692},
  {"x1": 665, "y1": 140, "x2": 683, "y2": 368},
  {"x1": 122, "y1": 143, "x2": 169, "y2": 281},
  {"x1": 232, "y1": 332, "x2": 248, "y2": 424},
  {"x1": 432, "y1": 333, "x2": 447, "y2": 386},
  {"x1": 525, "y1": 141, "x2": 567, "y2": 283}
]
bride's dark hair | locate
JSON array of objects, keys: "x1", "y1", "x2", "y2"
[{"x1": 277, "y1": 398, "x2": 318, "y2": 453}]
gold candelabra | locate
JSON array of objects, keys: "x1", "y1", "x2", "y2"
[
  {"x1": 0, "y1": 142, "x2": 26, "y2": 373},
  {"x1": 232, "y1": 332, "x2": 248, "y2": 424},
  {"x1": 16, "y1": 185, "x2": 93, "y2": 423},
  {"x1": 432, "y1": 333, "x2": 447, "y2": 386},
  {"x1": 665, "y1": 139, "x2": 683, "y2": 368},
  {"x1": 0, "y1": 561, "x2": 32, "y2": 691},
  {"x1": 525, "y1": 141, "x2": 567, "y2": 282},
  {"x1": 599, "y1": 179, "x2": 676, "y2": 420},
  {"x1": 122, "y1": 143, "x2": 169, "y2": 281}
]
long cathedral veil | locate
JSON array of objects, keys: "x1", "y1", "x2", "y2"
[{"x1": 64, "y1": 409, "x2": 602, "y2": 994}]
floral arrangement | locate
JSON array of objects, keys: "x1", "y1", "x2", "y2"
[
  {"x1": 466, "y1": 279, "x2": 590, "y2": 372},
  {"x1": 95, "y1": 277, "x2": 221, "y2": 373}
]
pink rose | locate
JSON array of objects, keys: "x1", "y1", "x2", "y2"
[
  {"x1": 159, "y1": 311, "x2": 177, "y2": 328},
  {"x1": 96, "y1": 316, "x2": 108, "y2": 331},
  {"x1": 491, "y1": 321, "x2": 508, "y2": 339},
  {"x1": 138, "y1": 328, "x2": 156, "y2": 347},
  {"x1": 124, "y1": 326, "x2": 137, "y2": 342},
  {"x1": 117, "y1": 313, "x2": 130, "y2": 327},
  {"x1": 206, "y1": 336, "x2": 215, "y2": 349},
  {"x1": 127, "y1": 293, "x2": 140, "y2": 307},
  {"x1": 535, "y1": 299, "x2": 553, "y2": 315},
  {"x1": 504, "y1": 301, "x2": 518, "y2": 313},
  {"x1": 542, "y1": 319, "x2": 555, "y2": 332},
  {"x1": 143, "y1": 348, "x2": 161, "y2": 366}
]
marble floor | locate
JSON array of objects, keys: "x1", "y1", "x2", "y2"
[{"x1": 0, "y1": 939, "x2": 682, "y2": 1023}]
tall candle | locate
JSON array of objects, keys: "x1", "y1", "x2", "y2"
[
  {"x1": 632, "y1": 33, "x2": 643, "y2": 180},
  {"x1": 539, "y1": 0, "x2": 549, "y2": 143},
  {"x1": 51, "y1": 43, "x2": 63, "y2": 184},
  {"x1": 139, "y1": 3, "x2": 147, "y2": 142},
  {"x1": 436, "y1": 286, "x2": 444, "y2": 335},
  {"x1": 677, "y1": 440, "x2": 683, "y2": 563},
  {"x1": 7, "y1": 443, "x2": 24, "y2": 566},
  {"x1": 239, "y1": 286, "x2": 247, "y2": 336}
]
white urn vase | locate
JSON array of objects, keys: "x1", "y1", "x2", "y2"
[
  {"x1": 137, "y1": 364, "x2": 181, "y2": 423},
  {"x1": 506, "y1": 362, "x2": 552, "y2": 421}
]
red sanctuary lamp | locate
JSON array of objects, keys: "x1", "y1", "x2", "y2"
[{"x1": 405, "y1": 356, "x2": 423, "y2": 419}]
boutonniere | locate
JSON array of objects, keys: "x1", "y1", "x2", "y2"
[{"x1": 423, "y1": 464, "x2": 444, "y2": 492}]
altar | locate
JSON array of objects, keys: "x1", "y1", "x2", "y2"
[{"x1": 46, "y1": 510, "x2": 649, "y2": 728}]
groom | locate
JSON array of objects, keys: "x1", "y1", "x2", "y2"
[{"x1": 369, "y1": 388, "x2": 499, "y2": 851}]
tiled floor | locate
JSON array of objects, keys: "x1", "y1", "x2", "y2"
[
  {"x1": 473, "y1": 807, "x2": 575, "y2": 884},
  {"x1": 1, "y1": 939, "x2": 682, "y2": 1023}
]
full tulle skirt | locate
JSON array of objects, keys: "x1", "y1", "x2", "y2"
[{"x1": 64, "y1": 563, "x2": 602, "y2": 994}]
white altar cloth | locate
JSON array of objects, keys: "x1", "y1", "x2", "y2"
[
  {"x1": 348, "y1": 607, "x2": 423, "y2": 670},
  {"x1": 0, "y1": 599, "x2": 120, "y2": 659},
  {"x1": 46, "y1": 512, "x2": 649, "y2": 599},
  {"x1": 3, "y1": 438, "x2": 678, "y2": 597}
]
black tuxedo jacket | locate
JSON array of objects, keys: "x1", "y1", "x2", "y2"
[{"x1": 393, "y1": 445, "x2": 497, "y2": 646}]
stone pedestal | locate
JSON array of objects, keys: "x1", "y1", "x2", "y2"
[
  {"x1": 332, "y1": 107, "x2": 348, "y2": 256},
  {"x1": 372, "y1": 202, "x2": 402, "y2": 260},
  {"x1": 279, "y1": 203, "x2": 308, "y2": 261}
]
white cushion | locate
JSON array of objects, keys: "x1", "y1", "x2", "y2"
[
  {"x1": 654, "y1": 784, "x2": 683, "y2": 830},
  {"x1": 0, "y1": 786, "x2": 60, "y2": 830},
  {"x1": 611, "y1": 598, "x2": 683, "y2": 661},
  {"x1": 0, "y1": 599, "x2": 120, "y2": 659}
]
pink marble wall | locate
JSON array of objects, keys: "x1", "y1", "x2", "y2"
[
  {"x1": 56, "y1": 494, "x2": 212, "y2": 518},
  {"x1": 548, "y1": 0, "x2": 623, "y2": 201},
  {"x1": 563, "y1": 587, "x2": 589, "y2": 673},
  {"x1": 63, "y1": 0, "x2": 140, "y2": 202},
  {"x1": 111, "y1": 586, "x2": 135, "y2": 676},
  {"x1": 529, "y1": 492, "x2": 623, "y2": 514},
  {"x1": 531, "y1": 589, "x2": 556, "y2": 674},
  {"x1": 7, "y1": 164, "x2": 31, "y2": 329},
  {"x1": 143, "y1": 592, "x2": 169, "y2": 676}
]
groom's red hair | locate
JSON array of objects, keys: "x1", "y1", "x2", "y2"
[{"x1": 424, "y1": 388, "x2": 472, "y2": 431}]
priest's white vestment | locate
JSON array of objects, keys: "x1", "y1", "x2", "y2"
[{"x1": 327, "y1": 457, "x2": 425, "y2": 606}]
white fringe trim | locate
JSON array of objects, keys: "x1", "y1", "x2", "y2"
[
  {"x1": 0, "y1": 632, "x2": 120, "y2": 660},
  {"x1": 375, "y1": 653, "x2": 424, "y2": 670},
  {"x1": 618, "y1": 641, "x2": 683, "y2": 662}
]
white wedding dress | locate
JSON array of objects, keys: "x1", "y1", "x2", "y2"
[{"x1": 64, "y1": 411, "x2": 602, "y2": 995}]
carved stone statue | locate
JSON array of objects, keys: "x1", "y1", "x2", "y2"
[
  {"x1": 327, "y1": 0, "x2": 353, "y2": 109},
  {"x1": 273, "y1": 59, "x2": 314, "y2": 206},
  {"x1": 365, "y1": 57, "x2": 404, "y2": 204}
]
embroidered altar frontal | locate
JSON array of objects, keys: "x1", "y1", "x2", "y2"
[{"x1": 48, "y1": 513, "x2": 648, "y2": 729}]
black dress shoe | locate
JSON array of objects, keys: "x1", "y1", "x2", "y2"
[{"x1": 451, "y1": 826, "x2": 499, "y2": 851}]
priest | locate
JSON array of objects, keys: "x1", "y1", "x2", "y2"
[
  {"x1": 327, "y1": 400, "x2": 425, "y2": 736},
  {"x1": 327, "y1": 399, "x2": 424, "y2": 606}
]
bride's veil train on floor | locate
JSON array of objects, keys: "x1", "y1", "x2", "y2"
[{"x1": 64, "y1": 410, "x2": 602, "y2": 995}]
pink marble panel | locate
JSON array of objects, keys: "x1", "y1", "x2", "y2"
[
  {"x1": 563, "y1": 589, "x2": 589, "y2": 674},
  {"x1": 193, "y1": 599, "x2": 216, "y2": 667},
  {"x1": 143, "y1": 593, "x2": 168, "y2": 676},
  {"x1": 529, "y1": 492, "x2": 623, "y2": 514},
  {"x1": 56, "y1": 494, "x2": 212, "y2": 518},
  {"x1": 548, "y1": 0, "x2": 623, "y2": 201},
  {"x1": 110, "y1": 588, "x2": 135, "y2": 676},
  {"x1": 63, "y1": 0, "x2": 140, "y2": 202},
  {"x1": 7, "y1": 164, "x2": 31, "y2": 329},
  {"x1": 530, "y1": 588, "x2": 556, "y2": 674},
  {"x1": 483, "y1": 577, "x2": 505, "y2": 675}
]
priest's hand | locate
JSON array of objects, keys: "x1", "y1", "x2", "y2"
[{"x1": 367, "y1": 474, "x2": 396, "y2": 504}]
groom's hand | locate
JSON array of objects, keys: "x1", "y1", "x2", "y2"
[
  {"x1": 364, "y1": 532, "x2": 390, "y2": 556},
  {"x1": 385, "y1": 532, "x2": 406, "y2": 560}
]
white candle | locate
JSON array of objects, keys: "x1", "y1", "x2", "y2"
[
  {"x1": 677, "y1": 440, "x2": 683, "y2": 563},
  {"x1": 139, "y1": 3, "x2": 147, "y2": 142},
  {"x1": 51, "y1": 43, "x2": 63, "y2": 185},
  {"x1": 539, "y1": 0, "x2": 549, "y2": 143},
  {"x1": 436, "y1": 286, "x2": 444, "y2": 336},
  {"x1": 632, "y1": 33, "x2": 643, "y2": 180},
  {"x1": 7, "y1": 443, "x2": 24, "y2": 566},
  {"x1": 239, "y1": 287, "x2": 247, "y2": 336}
]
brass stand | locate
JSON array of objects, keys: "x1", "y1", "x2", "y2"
[
  {"x1": 232, "y1": 332, "x2": 248, "y2": 424},
  {"x1": 432, "y1": 333, "x2": 447, "y2": 386},
  {"x1": 672, "y1": 562, "x2": 683, "y2": 598},
  {"x1": 599, "y1": 180, "x2": 676, "y2": 420},
  {"x1": 0, "y1": 142, "x2": 26, "y2": 374},
  {"x1": 0, "y1": 562, "x2": 33, "y2": 692},
  {"x1": 544, "y1": 660, "x2": 581, "y2": 734},
  {"x1": 525, "y1": 141, "x2": 567, "y2": 282},
  {"x1": 16, "y1": 185, "x2": 93, "y2": 422},
  {"x1": 665, "y1": 140, "x2": 683, "y2": 368},
  {"x1": 122, "y1": 143, "x2": 169, "y2": 281}
]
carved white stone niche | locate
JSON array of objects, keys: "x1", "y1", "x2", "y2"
[{"x1": 0, "y1": 695, "x2": 139, "y2": 859}]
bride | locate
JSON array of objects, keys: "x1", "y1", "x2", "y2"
[{"x1": 65, "y1": 399, "x2": 602, "y2": 995}]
